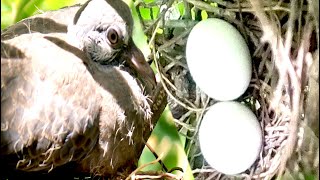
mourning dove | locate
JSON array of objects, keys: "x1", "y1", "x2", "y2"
[{"x1": 1, "y1": 0, "x2": 167, "y2": 178}]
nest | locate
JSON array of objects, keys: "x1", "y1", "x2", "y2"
[{"x1": 134, "y1": 0, "x2": 319, "y2": 179}]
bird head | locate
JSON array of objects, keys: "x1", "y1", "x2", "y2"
[{"x1": 68, "y1": 0, "x2": 156, "y2": 94}]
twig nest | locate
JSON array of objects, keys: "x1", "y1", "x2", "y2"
[
  {"x1": 199, "y1": 101, "x2": 262, "y2": 175},
  {"x1": 186, "y1": 18, "x2": 252, "y2": 101}
]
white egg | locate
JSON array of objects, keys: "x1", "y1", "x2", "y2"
[
  {"x1": 186, "y1": 18, "x2": 252, "y2": 101},
  {"x1": 199, "y1": 101, "x2": 262, "y2": 175}
]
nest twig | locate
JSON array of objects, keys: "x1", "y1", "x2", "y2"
[{"x1": 134, "y1": 0, "x2": 319, "y2": 179}]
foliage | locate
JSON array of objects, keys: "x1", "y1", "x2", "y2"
[{"x1": 1, "y1": 0, "x2": 87, "y2": 29}]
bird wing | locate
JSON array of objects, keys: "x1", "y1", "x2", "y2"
[
  {"x1": 1, "y1": 32, "x2": 101, "y2": 171},
  {"x1": 1, "y1": 5, "x2": 80, "y2": 40}
]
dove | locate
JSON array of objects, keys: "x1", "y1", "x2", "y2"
[{"x1": 1, "y1": 0, "x2": 167, "y2": 178}]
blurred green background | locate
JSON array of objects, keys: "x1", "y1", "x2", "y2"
[{"x1": 1, "y1": 0, "x2": 87, "y2": 29}]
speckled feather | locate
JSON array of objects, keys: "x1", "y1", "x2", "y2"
[
  {"x1": 1, "y1": 32, "x2": 151, "y2": 175},
  {"x1": 0, "y1": 0, "x2": 165, "y2": 177}
]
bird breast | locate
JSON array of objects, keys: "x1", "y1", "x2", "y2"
[{"x1": 1, "y1": 32, "x2": 152, "y2": 175}]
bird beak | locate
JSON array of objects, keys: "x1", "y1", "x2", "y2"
[{"x1": 124, "y1": 38, "x2": 156, "y2": 94}]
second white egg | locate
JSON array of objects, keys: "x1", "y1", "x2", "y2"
[{"x1": 199, "y1": 101, "x2": 262, "y2": 175}]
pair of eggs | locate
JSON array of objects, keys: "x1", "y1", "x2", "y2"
[{"x1": 185, "y1": 18, "x2": 262, "y2": 175}]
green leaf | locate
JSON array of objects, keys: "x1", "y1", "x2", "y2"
[
  {"x1": 15, "y1": 0, "x2": 45, "y2": 22},
  {"x1": 139, "y1": 7, "x2": 152, "y2": 20},
  {"x1": 177, "y1": 2, "x2": 185, "y2": 17},
  {"x1": 1, "y1": 1, "x2": 14, "y2": 29},
  {"x1": 1, "y1": 0, "x2": 82, "y2": 29},
  {"x1": 127, "y1": 0, "x2": 151, "y2": 60},
  {"x1": 201, "y1": 10, "x2": 208, "y2": 20},
  {"x1": 138, "y1": 107, "x2": 194, "y2": 180},
  {"x1": 151, "y1": 7, "x2": 160, "y2": 19}
]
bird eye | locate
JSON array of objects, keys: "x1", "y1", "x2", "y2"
[{"x1": 107, "y1": 27, "x2": 122, "y2": 48}]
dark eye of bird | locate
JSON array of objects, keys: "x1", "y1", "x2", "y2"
[{"x1": 107, "y1": 28, "x2": 119, "y2": 45}]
